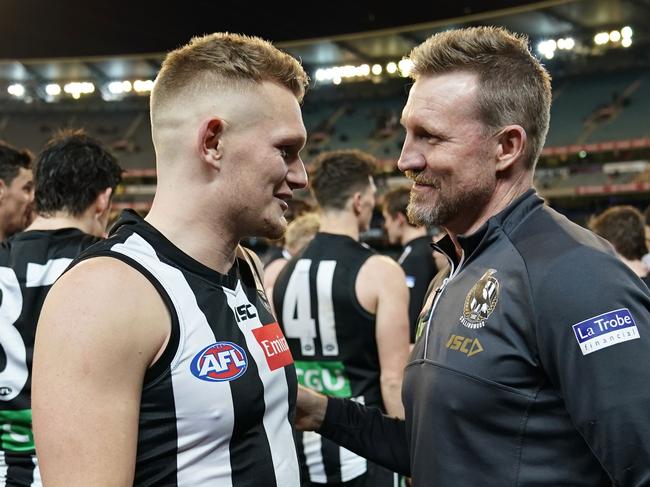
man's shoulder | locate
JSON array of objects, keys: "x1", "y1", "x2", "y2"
[
  {"x1": 503, "y1": 204, "x2": 650, "y2": 323},
  {"x1": 0, "y1": 229, "x2": 101, "y2": 265},
  {"x1": 360, "y1": 254, "x2": 407, "y2": 285},
  {"x1": 300, "y1": 232, "x2": 375, "y2": 262},
  {"x1": 507, "y1": 203, "x2": 616, "y2": 276}
]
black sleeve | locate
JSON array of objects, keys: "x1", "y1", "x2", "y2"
[
  {"x1": 532, "y1": 247, "x2": 650, "y2": 486},
  {"x1": 317, "y1": 397, "x2": 410, "y2": 476}
]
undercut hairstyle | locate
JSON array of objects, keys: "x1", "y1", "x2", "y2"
[
  {"x1": 408, "y1": 26, "x2": 552, "y2": 169},
  {"x1": 589, "y1": 206, "x2": 648, "y2": 261},
  {"x1": 309, "y1": 149, "x2": 376, "y2": 211},
  {"x1": 151, "y1": 32, "x2": 309, "y2": 116},
  {"x1": 34, "y1": 130, "x2": 123, "y2": 216},
  {"x1": 0, "y1": 141, "x2": 33, "y2": 184},
  {"x1": 382, "y1": 186, "x2": 411, "y2": 218}
]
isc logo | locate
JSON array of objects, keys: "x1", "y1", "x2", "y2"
[
  {"x1": 190, "y1": 342, "x2": 248, "y2": 382},
  {"x1": 445, "y1": 334, "x2": 484, "y2": 357},
  {"x1": 234, "y1": 304, "x2": 257, "y2": 323}
]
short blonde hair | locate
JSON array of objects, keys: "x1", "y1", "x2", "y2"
[
  {"x1": 285, "y1": 212, "x2": 320, "y2": 255},
  {"x1": 409, "y1": 26, "x2": 551, "y2": 169},
  {"x1": 151, "y1": 32, "x2": 309, "y2": 114}
]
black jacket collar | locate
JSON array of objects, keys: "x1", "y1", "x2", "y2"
[{"x1": 432, "y1": 189, "x2": 543, "y2": 268}]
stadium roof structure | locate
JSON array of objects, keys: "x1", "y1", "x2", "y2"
[{"x1": 0, "y1": 0, "x2": 649, "y2": 106}]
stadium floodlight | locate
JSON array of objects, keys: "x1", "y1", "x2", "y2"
[
  {"x1": 63, "y1": 82, "x2": 95, "y2": 99},
  {"x1": 609, "y1": 30, "x2": 621, "y2": 43},
  {"x1": 45, "y1": 84, "x2": 61, "y2": 96},
  {"x1": 537, "y1": 40, "x2": 557, "y2": 59},
  {"x1": 8, "y1": 83, "x2": 25, "y2": 97},
  {"x1": 108, "y1": 80, "x2": 133, "y2": 94},
  {"x1": 398, "y1": 59, "x2": 414, "y2": 77},
  {"x1": 371, "y1": 64, "x2": 382, "y2": 75},
  {"x1": 557, "y1": 38, "x2": 575, "y2": 50},
  {"x1": 386, "y1": 62, "x2": 397, "y2": 74},
  {"x1": 622, "y1": 37, "x2": 632, "y2": 48},
  {"x1": 133, "y1": 79, "x2": 154, "y2": 93},
  {"x1": 594, "y1": 32, "x2": 609, "y2": 45},
  {"x1": 621, "y1": 26, "x2": 633, "y2": 38},
  {"x1": 108, "y1": 81, "x2": 123, "y2": 94},
  {"x1": 314, "y1": 63, "x2": 375, "y2": 84}
]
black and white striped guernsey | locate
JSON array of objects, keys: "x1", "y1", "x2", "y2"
[
  {"x1": 0, "y1": 228, "x2": 101, "y2": 487},
  {"x1": 71, "y1": 210, "x2": 300, "y2": 486},
  {"x1": 273, "y1": 232, "x2": 387, "y2": 485}
]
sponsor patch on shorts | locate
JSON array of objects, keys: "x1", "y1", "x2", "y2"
[{"x1": 572, "y1": 308, "x2": 640, "y2": 355}]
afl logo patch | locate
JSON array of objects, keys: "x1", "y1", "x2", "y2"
[
  {"x1": 191, "y1": 341, "x2": 248, "y2": 382},
  {"x1": 460, "y1": 269, "x2": 499, "y2": 329}
]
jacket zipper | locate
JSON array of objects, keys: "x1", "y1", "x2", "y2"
[{"x1": 423, "y1": 249, "x2": 465, "y2": 358}]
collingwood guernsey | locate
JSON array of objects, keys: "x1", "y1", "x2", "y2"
[
  {"x1": 0, "y1": 228, "x2": 100, "y2": 487},
  {"x1": 273, "y1": 233, "x2": 384, "y2": 484},
  {"x1": 70, "y1": 210, "x2": 300, "y2": 486}
]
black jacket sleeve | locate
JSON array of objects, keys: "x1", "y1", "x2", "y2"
[
  {"x1": 532, "y1": 246, "x2": 650, "y2": 486},
  {"x1": 317, "y1": 397, "x2": 410, "y2": 475}
]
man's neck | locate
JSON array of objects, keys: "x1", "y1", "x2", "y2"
[
  {"x1": 27, "y1": 213, "x2": 95, "y2": 236},
  {"x1": 446, "y1": 176, "x2": 533, "y2": 258},
  {"x1": 400, "y1": 225, "x2": 428, "y2": 247},
  {"x1": 318, "y1": 211, "x2": 360, "y2": 241},
  {"x1": 620, "y1": 255, "x2": 649, "y2": 278},
  {"x1": 146, "y1": 195, "x2": 240, "y2": 275}
]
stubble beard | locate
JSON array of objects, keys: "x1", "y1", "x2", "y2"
[
  {"x1": 261, "y1": 214, "x2": 288, "y2": 241},
  {"x1": 406, "y1": 176, "x2": 494, "y2": 229}
]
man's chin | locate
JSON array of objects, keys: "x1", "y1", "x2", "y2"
[{"x1": 260, "y1": 218, "x2": 287, "y2": 240}]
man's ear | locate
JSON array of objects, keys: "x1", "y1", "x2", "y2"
[
  {"x1": 200, "y1": 118, "x2": 225, "y2": 170},
  {"x1": 494, "y1": 125, "x2": 527, "y2": 173},
  {"x1": 351, "y1": 191, "x2": 363, "y2": 215},
  {"x1": 396, "y1": 211, "x2": 408, "y2": 227},
  {"x1": 0, "y1": 179, "x2": 6, "y2": 201},
  {"x1": 95, "y1": 187, "x2": 113, "y2": 217}
]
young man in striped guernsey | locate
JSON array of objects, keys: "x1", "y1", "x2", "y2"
[
  {"x1": 32, "y1": 33, "x2": 309, "y2": 487},
  {"x1": 0, "y1": 130, "x2": 122, "y2": 486},
  {"x1": 272, "y1": 150, "x2": 410, "y2": 486}
]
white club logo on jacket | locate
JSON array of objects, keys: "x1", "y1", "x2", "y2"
[{"x1": 460, "y1": 269, "x2": 499, "y2": 329}]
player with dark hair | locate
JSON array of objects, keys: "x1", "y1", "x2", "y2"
[
  {"x1": 590, "y1": 205, "x2": 650, "y2": 286},
  {"x1": 0, "y1": 130, "x2": 122, "y2": 486},
  {"x1": 0, "y1": 141, "x2": 34, "y2": 241}
]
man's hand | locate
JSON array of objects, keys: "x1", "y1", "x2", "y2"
[{"x1": 295, "y1": 385, "x2": 328, "y2": 431}]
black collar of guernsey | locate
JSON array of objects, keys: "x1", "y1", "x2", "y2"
[{"x1": 110, "y1": 209, "x2": 241, "y2": 288}]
